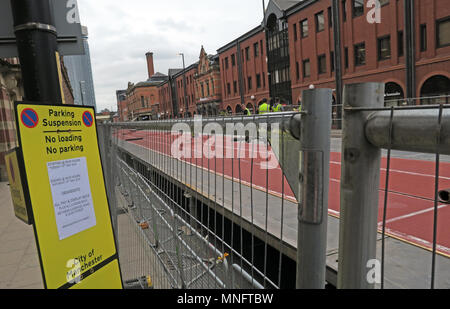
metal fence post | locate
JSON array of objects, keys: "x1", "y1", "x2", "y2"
[
  {"x1": 296, "y1": 88, "x2": 332, "y2": 289},
  {"x1": 337, "y1": 82, "x2": 385, "y2": 289},
  {"x1": 99, "y1": 124, "x2": 120, "y2": 250},
  {"x1": 109, "y1": 126, "x2": 119, "y2": 244}
]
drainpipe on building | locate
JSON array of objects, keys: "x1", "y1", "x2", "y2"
[
  {"x1": 404, "y1": 0, "x2": 416, "y2": 104},
  {"x1": 236, "y1": 40, "x2": 246, "y2": 112},
  {"x1": 262, "y1": 0, "x2": 272, "y2": 106},
  {"x1": 332, "y1": 0, "x2": 343, "y2": 128}
]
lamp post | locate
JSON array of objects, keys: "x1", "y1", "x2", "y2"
[{"x1": 178, "y1": 53, "x2": 189, "y2": 118}]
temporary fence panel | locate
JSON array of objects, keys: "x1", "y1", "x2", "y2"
[{"x1": 98, "y1": 88, "x2": 332, "y2": 289}]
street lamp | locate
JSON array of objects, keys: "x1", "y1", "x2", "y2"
[{"x1": 178, "y1": 53, "x2": 189, "y2": 118}]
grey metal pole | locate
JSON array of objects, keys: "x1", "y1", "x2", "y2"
[
  {"x1": 179, "y1": 53, "x2": 188, "y2": 117},
  {"x1": 365, "y1": 108, "x2": 450, "y2": 155},
  {"x1": 296, "y1": 88, "x2": 332, "y2": 289},
  {"x1": 331, "y1": 0, "x2": 343, "y2": 128},
  {"x1": 109, "y1": 125, "x2": 120, "y2": 248},
  {"x1": 337, "y1": 82, "x2": 384, "y2": 289},
  {"x1": 11, "y1": 0, "x2": 63, "y2": 104}
]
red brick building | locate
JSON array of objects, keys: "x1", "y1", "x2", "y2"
[
  {"x1": 158, "y1": 79, "x2": 172, "y2": 119},
  {"x1": 218, "y1": 26, "x2": 270, "y2": 115},
  {"x1": 136, "y1": 0, "x2": 450, "y2": 120},
  {"x1": 194, "y1": 47, "x2": 222, "y2": 116},
  {"x1": 173, "y1": 63, "x2": 198, "y2": 117},
  {"x1": 286, "y1": 0, "x2": 450, "y2": 109},
  {"x1": 157, "y1": 47, "x2": 223, "y2": 118},
  {"x1": 122, "y1": 52, "x2": 168, "y2": 120}
]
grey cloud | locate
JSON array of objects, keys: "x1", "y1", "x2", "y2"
[{"x1": 76, "y1": 0, "x2": 264, "y2": 111}]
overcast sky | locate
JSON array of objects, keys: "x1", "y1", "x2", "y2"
[{"x1": 76, "y1": 0, "x2": 267, "y2": 112}]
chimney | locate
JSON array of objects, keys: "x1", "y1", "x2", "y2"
[{"x1": 146, "y1": 52, "x2": 155, "y2": 79}]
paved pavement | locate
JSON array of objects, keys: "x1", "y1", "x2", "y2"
[{"x1": 0, "y1": 182, "x2": 43, "y2": 289}]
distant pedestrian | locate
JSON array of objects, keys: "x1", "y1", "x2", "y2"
[
  {"x1": 272, "y1": 99, "x2": 283, "y2": 112},
  {"x1": 243, "y1": 106, "x2": 251, "y2": 116},
  {"x1": 258, "y1": 99, "x2": 270, "y2": 114}
]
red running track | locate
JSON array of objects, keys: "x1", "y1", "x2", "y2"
[{"x1": 117, "y1": 129, "x2": 450, "y2": 257}]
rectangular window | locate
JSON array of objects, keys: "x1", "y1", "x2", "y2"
[
  {"x1": 342, "y1": 0, "x2": 347, "y2": 21},
  {"x1": 256, "y1": 74, "x2": 261, "y2": 88},
  {"x1": 254, "y1": 42, "x2": 259, "y2": 57},
  {"x1": 318, "y1": 54, "x2": 327, "y2": 74},
  {"x1": 420, "y1": 24, "x2": 427, "y2": 51},
  {"x1": 330, "y1": 51, "x2": 335, "y2": 72},
  {"x1": 231, "y1": 54, "x2": 236, "y2": 66},
  {"x1": 227, "y1": 83, "x2": 231, "y2": 95},
  {"x1": 263, "y1": 72, "x2": 266, "y2": 88},
  {"x1": 233, "y1": 81, "x2": 237, "y2": 94},
  {"x1": 300, "y1": 19, "x2": 309, "y2": 38},
  {"x1": 260, "y1": 40, "x2": 264, "y2": 55},
  {"x1": 245, "y1": 47, "x2": 250, "y2": 61},
  {"x1": 303, "y1": 59, "x2": 311, "y2": 77},
  {"x1": 328, "y1": 7, "x2": 333, "y2": 28},
  {"x1": 378, "y1": 36, "x2": 391, "y2": 60},
  {"x1": 225, "y1": 57, "x2": 229, "y2": 69},
  {"x1": 344, "y1": 47, "x2": 349, "y2": 68},
  {"x1": 437, "y1": 17, "x2": 450, "y2": 48},
  {"x1": 141, "y1": 96, "x2": 145, "y2": 108},
  {"x1": 296, "y1": 61, "x2": 300, "y2": 80},
  {"x1": 248, "y1": 76, "x2": 252, "y2": 90},
  {"x1": 352, "y1": 0, "x2": 364, "y2": 18},
  {"x1": 293, "y1": 23, "x2": 298, "y2": 41},
  {"x1": 316, "y1": 11, "x2": 325, "y2": 32},
  {"x1": 398, "y1": 31, "x2": 404, "y2": 57},
  {"x1": 354, "y1": 42, "x2": 366, "y2": 66}
]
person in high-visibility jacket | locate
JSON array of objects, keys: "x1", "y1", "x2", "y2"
[
  {"x1": 258, "y1": 100, "x2": 270, "y2": 114},
  {"x1": 293, "y1": 101, "x2": 302, "y2": 112},
  {"x1": 272, "y1": 102, "x2": 283, "y2": 112}
]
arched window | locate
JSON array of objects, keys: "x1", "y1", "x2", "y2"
[
  {"x1": 384, "y1": 82, "x2": 405, "y2": 107},
  {"x1": 420, "y1": 75, "x2": 450, "y2": 105}
]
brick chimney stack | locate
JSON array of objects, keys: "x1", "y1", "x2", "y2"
[{"x1": 146, "y1": 52, "x2": 155, "y2": 79}]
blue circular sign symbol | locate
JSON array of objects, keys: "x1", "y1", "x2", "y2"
[
  {"x1": 21, "y1": 108, "x2": 39, "y2": 128},
  {"x1": 82, "y1": 111, "x2": 93, "y2": 127}
]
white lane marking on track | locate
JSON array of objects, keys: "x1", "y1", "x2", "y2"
[
  {"x1": 378, "y1": 204, "x2": 449, "y2": 225},
  {"x1": 330, "y1": 160, "x2": 450, "y2": 181}
]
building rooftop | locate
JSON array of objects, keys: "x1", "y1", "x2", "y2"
[
  {"x1": 272, "y1": 0, "x2": 304, "y2": 11},
  {"x1": 168, "y1": 68, "x2": 183, "y2": 77},
  {"x1": 129, "y1": 72, "x2": 169, "y2": 90}
]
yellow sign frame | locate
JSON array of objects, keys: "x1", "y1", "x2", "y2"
[{"x1": 15, "y1": 101, "x2": 123, "y2": 289}]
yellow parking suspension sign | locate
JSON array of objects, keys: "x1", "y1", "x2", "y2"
[{"x1": 15, "y1": 102, "x2": 123, "y2": 289}]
